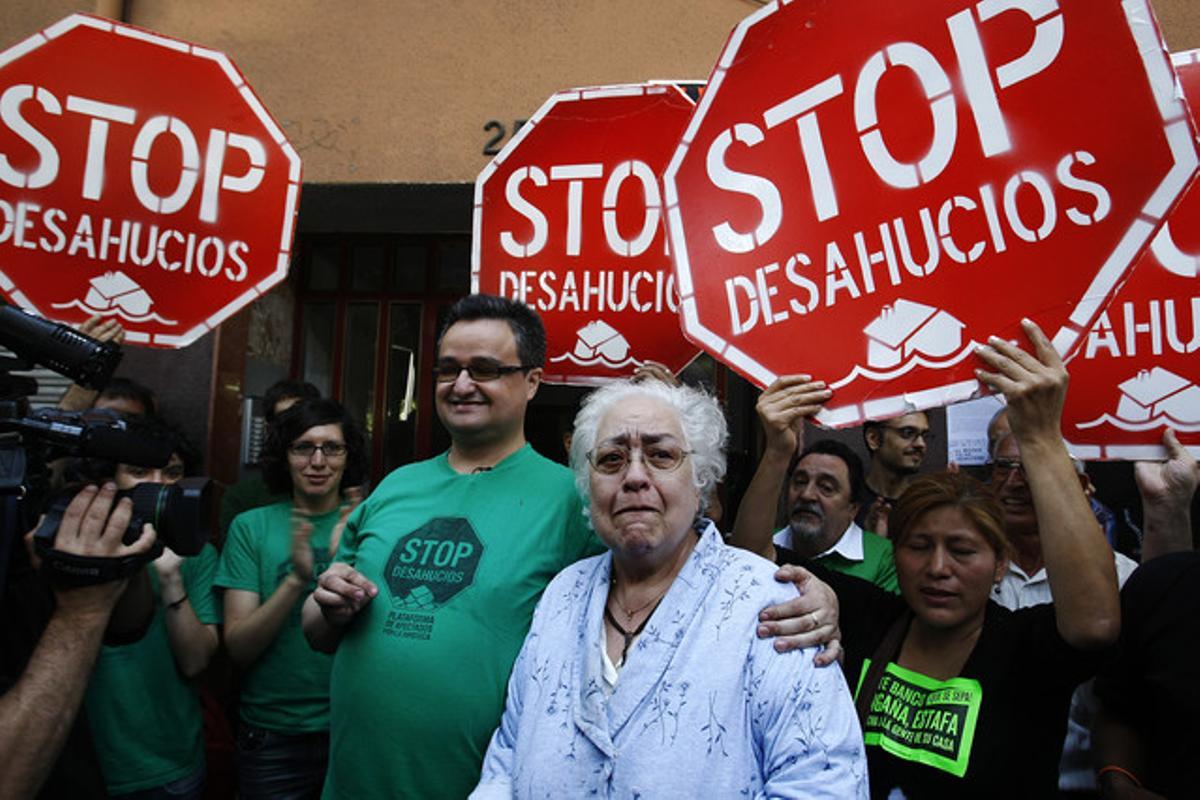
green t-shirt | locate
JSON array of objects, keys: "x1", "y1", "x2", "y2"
[
  {"x1": 218, "y1": 474, "x2": 287, "y2": 542},
  {"x1": 84, "y1": 544, "x2": 221, "y2": 794},
  {"x1": 323, "y1": 445, "x2": 600, "y2": 800},
  {"x1": 215, "y1": 501, "x2": 340, "y2": 733},
  {"x1": 816, "y1": 529, "x2": 899, "y2": 593}
]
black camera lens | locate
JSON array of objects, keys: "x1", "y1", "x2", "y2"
[{"x1": 122, "y1": 477, "x2": 212, "y2": 556}]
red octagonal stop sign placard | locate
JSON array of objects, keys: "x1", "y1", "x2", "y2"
[
  {"x1": 1063, "y1": 49, "x2": 1200, "y2": 461},
  {"x1": 665, "y1": 0, "x2": 1197, "y2": 427},
  {"x1": 0, "y1": 14, "x2": 301, "y2": 348},
  {"x1": 474, "y1": 83, "x2": 700, "y2": 383}
]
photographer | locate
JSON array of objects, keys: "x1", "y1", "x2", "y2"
[
  {"x1": 0, "y1": 483, "x2": 157, "y2": 798},
  {"x1": 78, "y1": 418, "x2": 220, "y2": 799}
]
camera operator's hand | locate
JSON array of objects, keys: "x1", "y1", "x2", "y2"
[
  {"x1": 0, "y1": 484, "x2": 154, "y2": 799},
  {"x1": 52, "y1": 482, "x2": 156, "y2": 615}
]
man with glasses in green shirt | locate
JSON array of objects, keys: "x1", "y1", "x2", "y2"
[
  {"x1": 302, "y1": 294, "x2": 599, "y2": 800},
  {"x1": 303, "y1": 296, "x2": 844, "y2": 800}
]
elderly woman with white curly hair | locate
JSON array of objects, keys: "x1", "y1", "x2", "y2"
[{"x1": 470, "y1": 378, "x2": 868, "y2": 799}]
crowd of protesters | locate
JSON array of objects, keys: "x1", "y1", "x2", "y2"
[{"x1": 1, "y1": 296, "x2": 1197, "y2": 799}]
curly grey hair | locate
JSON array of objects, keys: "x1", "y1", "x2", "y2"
[{"x1": 569, "y1": 378, "x2": 728, "y2": 516}]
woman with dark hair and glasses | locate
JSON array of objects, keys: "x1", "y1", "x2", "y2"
[{"x1": 215, "y1": 398, "x2": 366, "y2": 799}]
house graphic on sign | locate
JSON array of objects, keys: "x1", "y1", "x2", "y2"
[
  {"x1": 864, "y1": 299, "x2": 965, "y2": 370},
  {"x1": 52, "y1": 270, "x2": 177, "y2": 325},
  {"x1": 828, "y1": 298, "x2": 975, "y2": 390},
  {"x1": 550, "y1": 319, "x2": 639, "y2": 369},
  {"x1": 1114, "y1": 368, "x2": 1200, "y2": 425},
  {"x1": 574, "y1": 320, "x2": 630, "y2": 363},
  {"x1": 85, "y1": 272, "x2": 153, "y2": 317}
]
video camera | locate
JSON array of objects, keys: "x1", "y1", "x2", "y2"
[
  {"x1": 33, "y1": 476, "x2": 212, "y2": 587},
  {"x1": 0, "y1": 304, "x2": 211, "y2": 586}
]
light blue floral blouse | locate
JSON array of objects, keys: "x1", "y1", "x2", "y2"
[{"x1": 471, "y1": 523, "x2": 869, "y2": 799}]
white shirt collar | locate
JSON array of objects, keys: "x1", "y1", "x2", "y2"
[
  {"x1": 817, "y1": 521, "x2": 865, "y2": 561},
  {"x1": 1006, "y1": 561, "x2": 1047, "y2": 584},
  {"x1": 777, "y1": 520, "x2": 864, "y2": 563},
  {"x1": 773, "y1": 520, "x2": 865, "y2": 562},
  {"x1": 1006, "y1": 550, "x2": 1139, "y2": 589}
]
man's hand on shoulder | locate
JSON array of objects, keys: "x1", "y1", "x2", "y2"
[{"x1": 757, "y1": 564, "x2": 842, "y2": 666}]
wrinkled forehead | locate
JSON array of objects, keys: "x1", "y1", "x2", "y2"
[
  {"x1": 595, "y1": 395, "x2": 684, "y2": 446},
  {"x1": 793, "y1": 452, "x2": 850, "y2": 485}
]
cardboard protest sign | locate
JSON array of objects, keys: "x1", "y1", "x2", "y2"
[
  {"x1": 0, "y1": 14, "x2": 301, "y2": 347},
  {"x1": 663, "y1": 0, "x2": 1198, "y2": 426},
  {"x1": 1062, "y1": 50, "x2": 1200, "y2": 460},
  {"x1": 474, "y1": 83, "x2": 700, "y2": 383}
]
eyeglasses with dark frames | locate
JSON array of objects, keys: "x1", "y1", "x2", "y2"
[
  {"x1": 433, "y1": 359, "x2": 532, "y2": 383},
  {"x1": 587, "y1": 441, "x2": 693, "y2": 475},
  {"x1": 884, "y1": 425, "x2": 935, "y2": 444},
  {"x1": 288, "y1": 442, "x2": 348, "y2": 460}
]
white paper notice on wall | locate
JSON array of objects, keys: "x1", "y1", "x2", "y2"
[{"x1": 946, "y1": 395, "x2": 1006, "y2": 466}]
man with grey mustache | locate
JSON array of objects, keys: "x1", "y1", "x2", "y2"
[{"x1": 735, "y1": 427, "x2": 899, "y2": 593}]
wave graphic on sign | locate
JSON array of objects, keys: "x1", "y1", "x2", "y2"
[
  {"x1": 1075, "y1": 415, "x2": 1200, "y2": 433},
  {"x1": 550, "y1": 319, "x2": 642, "y2": 369},
  {"x1": 51, "y1": 298, "x2": 179, "y2": 326},
  {"x1": 829, "y1": 341, "x2": 981, "y2": 390},
  {"x1": 1076, "y1": 367, "x2": 1200, "y2": 432},
  {"x1": 550, "y1": 352, "x2": 644, "y2": 368},
  {"x1": 52, "y1": 271, "x2": 178, "y2": 326}
]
